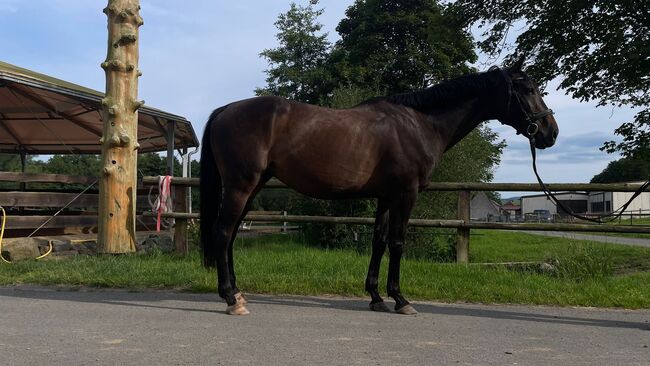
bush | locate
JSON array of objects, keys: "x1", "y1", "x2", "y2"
[
  {"x1": 298, "y1": 198, "x2": 376, "y2": 251},
  {"x1": 405, "y1": 230, "x2": 456, "y2": 262},
  {"x1": 553, "y1": 244, "x2": 615, "y2": 282}
]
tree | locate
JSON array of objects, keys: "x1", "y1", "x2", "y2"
[
  {"x1": 43, "y1": 155, "x2": 101, "y2": 177},
  {"x1": 255, "y1": 0, "x2": 331, "y2": 104},
  {"x1": 591, "y1": 156, "x2": 650, "y2": 184},
  {"x1": 452, "y1": 0, "x2": 650, "y2": 157},
  {"x1": 0, "y1": 153, "x2": 44, "y2": 190},
  {"x1": 330, "y1": 0, "x2": 476, "y2": 94}
]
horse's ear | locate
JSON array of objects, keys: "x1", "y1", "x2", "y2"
[{"x1": 510, "y1": 55, "x2": 526, "y2": 72}]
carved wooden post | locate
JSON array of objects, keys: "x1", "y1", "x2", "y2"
[{"x1": 97, "y1": 0, "x2": 143, "y2": 253}]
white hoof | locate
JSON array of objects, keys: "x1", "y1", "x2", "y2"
[
  {"x1": 395, "y1": 304, "x2": 418, "y2": 315},
  {"x1": 226, "y1": 302, "x2": 250, "y2": 315}
]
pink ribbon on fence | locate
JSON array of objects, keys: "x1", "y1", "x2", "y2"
[{"x1": 156, "y1": 175, "x2": 173, "y2": 232}]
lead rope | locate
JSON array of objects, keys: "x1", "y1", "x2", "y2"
[{"x1": 530, "y1": 138, "x2": 650, "y2": 224}]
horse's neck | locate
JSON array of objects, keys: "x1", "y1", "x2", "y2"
[{"x1": 432, "y1": 94, "x2": 498, "y2": 152}]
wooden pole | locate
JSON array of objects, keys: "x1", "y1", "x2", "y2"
[
  {"x1": 456, "y1": 190, "x2": 471, "y2": 263},
  {"x1": 173, "y1": 184, "x2": 189, "y2": 255},
  {"x1": 97, "y1": 0, "x2": 144, "y2": 253},
  {"x1": 166, "y1": 120, "x2": 175, "y2": 176}
]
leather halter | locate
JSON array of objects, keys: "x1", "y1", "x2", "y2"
[{"x1": 500, "y1": 69, "x2": 554, "y2": 137}]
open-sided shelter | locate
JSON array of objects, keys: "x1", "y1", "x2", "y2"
[{"x1": 0, "y1": 60, "x2": 198, "y2": 156}]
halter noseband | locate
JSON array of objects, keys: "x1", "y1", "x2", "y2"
[{"x1": 500, "y1": 69, "x2": 554, "y2": 138}]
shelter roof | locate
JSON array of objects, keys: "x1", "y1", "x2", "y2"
[{"x1": 0, "y1": 60, "x2": 199, "y2": 154}]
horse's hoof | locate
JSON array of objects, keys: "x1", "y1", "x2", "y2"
[
  {"x1": 226, "y1": 303, "x2": 250, "y2": 315},
  {"x1": 395, "y1": 304, "x2": 418, "y2": 315},
  {"x1": 369, "y1": 301, "x2": 391, "y2": 312},
  {"x1": 234, "y1": 292, "x2": 248, "y2": 305}
]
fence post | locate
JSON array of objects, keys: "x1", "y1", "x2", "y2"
[
  {"x1": 173, "y1": 184, "x2": 189, "y2": 255},
  {"x1": 456, "y1": 190, "x2": 471, "y2": 263},
  {"x1": 282, "y1": 211, "x2": 288, "y2": 233}
]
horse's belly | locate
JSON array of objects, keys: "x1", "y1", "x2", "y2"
[{"x1": 272, "y1": 149, "x2": 379, "y2": 199}]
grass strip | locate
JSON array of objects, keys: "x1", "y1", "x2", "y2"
[{"x1": 1, "y1": 231, "x2": 649, "y2": 308}]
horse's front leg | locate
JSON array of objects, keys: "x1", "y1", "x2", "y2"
[
  {"x1": 365, "y1": 200, "x2": 390, "y2": 312},
  {"x1": 387, "y1": 189, "x2": 418, "y2": 315}
]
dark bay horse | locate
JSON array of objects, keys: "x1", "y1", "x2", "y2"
[{"x1": 200, "y1": 58, "x2": 559, "y2": 315}]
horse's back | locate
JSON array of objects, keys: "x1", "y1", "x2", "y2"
[{"x1": 208, "y1": 96, "x2": 435, "y2": 198}]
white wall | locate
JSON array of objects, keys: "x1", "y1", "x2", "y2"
[
  {"x1": 521, "y1": 196, "x2": 557, "y2": 214},
  {"x1": 521, "y1": 193, "x2": 588, "y2": 214},
  {"x1": 613, "y1": 192, "x2": 650, "y2": 214}
]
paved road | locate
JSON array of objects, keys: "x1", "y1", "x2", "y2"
[
  {"x1": 1, "y1": 286, "x2": 648, "y2": 366},
  {"x1": 521, "y1": 231, "x2": 650, "y2": 248}
]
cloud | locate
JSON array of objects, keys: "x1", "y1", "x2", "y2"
[{"x1": 501, "y1": 132, "x2": 620, "y2": 165}]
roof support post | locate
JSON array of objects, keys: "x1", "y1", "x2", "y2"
[
  {"x1": 19, "y1": 146, "x2": 26, "y2": 191},
  {"x1": 98, "y1": 0, "x2": 143, "y2": 254},
  {"x1": 166, "y1": 120, "x2": 175, "y2": 176}
]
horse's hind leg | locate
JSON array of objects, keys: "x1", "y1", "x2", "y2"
[
  {"x1": 228, "y1": 176, "x2": 271, "y2": 306},
  {"x1": 214, "y1": 185, "x2": 256, "y2": 315},
  {"x1": 365, "y1": 200, "x2": 390, "y2": 312}
]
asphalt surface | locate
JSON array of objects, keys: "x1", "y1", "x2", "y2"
[
  {"x1": 1, "y1": 286, "x2": 648, "y2": 365},
  {"x1": 521, "y1": 231, "x2": 650, "y2": 248}
]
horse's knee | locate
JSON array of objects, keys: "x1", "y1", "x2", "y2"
[{"x1": 388, "y1": 240, "x2": 404, "y2": 255}]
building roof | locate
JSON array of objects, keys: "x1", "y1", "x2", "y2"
[
  {"x1": 501, "y1": 203, "x2": 521, "y2": 211},
  {"x1": 0, "y1": 60, "x2": 199, "y2": 154}
]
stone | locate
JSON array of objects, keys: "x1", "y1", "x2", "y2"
[
  {"x1": 1, "y1": 238, "x2": 44, "y2": 262},
  {"x1": 51, "y1": 240, "x2": 74, "y2": 252},
  {"x1": 136, "y1": 233, "x2": 173, "y2": 253}
]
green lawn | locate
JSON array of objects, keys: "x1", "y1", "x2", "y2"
[{"x1": 1, "y1": 230, "x2": 649, "y2": 308}]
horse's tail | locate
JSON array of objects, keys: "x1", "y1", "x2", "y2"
[{"x1": 200, "y1": 105, "x2": 228, "y2": 268}]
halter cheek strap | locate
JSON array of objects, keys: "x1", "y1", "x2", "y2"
[{"x1": 500, "y1": 69, "x2": 554, "y2": 137}]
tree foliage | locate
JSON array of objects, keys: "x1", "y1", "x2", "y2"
[
  {"x1": 330, "y1": 0, "x2": 476, "y2": 94},
  {"x1": 590, "y1": 156, "x2": 650, "y2": 184},
  {"x1": 452, "y1": 0, "x2": 650, "y2": 157},
  {"x1": 255, "y1": 0, "x2": 331, "y2": 104}
]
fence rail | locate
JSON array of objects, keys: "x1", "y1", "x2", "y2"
[
  {"x1": 142, "y1": 212, "x2": 650, "y2": 234},
  {"x1": 142, "y1": 176, "x2": 650, "y2": 261},
  {"x1": 141, "y1": 176, "x2": 650, "y2": 192}
]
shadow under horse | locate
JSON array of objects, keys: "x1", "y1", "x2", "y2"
[{"x1": 200, "y1": 58, "x2": 559, "y2": 315}]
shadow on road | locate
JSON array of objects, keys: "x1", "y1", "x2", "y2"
[{"x1": 1, "y1": 286, "x2": 648, "y2": 331}]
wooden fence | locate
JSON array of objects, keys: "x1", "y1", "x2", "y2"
[
  {"x1": 0, "y1": 172, "x2": 156, "y2": 237},
  {"x1": 141, "y1": 176, "x2": 650, "y2": 262}
]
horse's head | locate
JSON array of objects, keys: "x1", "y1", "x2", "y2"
[{"x1": 497, "y1": 57, "x2": 559, "y2": 149}]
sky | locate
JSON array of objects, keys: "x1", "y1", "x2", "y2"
[{"x1": 0, "y1": 0, "x2": 636, "y2": 195}]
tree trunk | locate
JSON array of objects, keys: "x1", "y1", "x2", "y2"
[{"x1": 97, "y1": 0, "x2": 143, "y2": 253}]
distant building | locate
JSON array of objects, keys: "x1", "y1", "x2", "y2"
[
  {"x1": 500, "y1": 200, "x2": 522, "y2": 220},
  {"x1": 588, "y1": 182, "x2": 650, "y2": 215},
  {"x1": 519, "y1": 182, "x2": 650, "y2": 219},
  {"x1": 470, "y1": 192, "x2": 502, "y2": 221},
  {"x1": 520, "y1": 192, "x2": 588, "y2": 217}
]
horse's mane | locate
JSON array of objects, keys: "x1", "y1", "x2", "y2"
[{"x1": 367, "y1": 69, "x2": 504, "y2": 112}]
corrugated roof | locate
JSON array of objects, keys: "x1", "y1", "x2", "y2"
[{"x1": 0, "y1": 60, "x2": 199, "y2": 154}]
